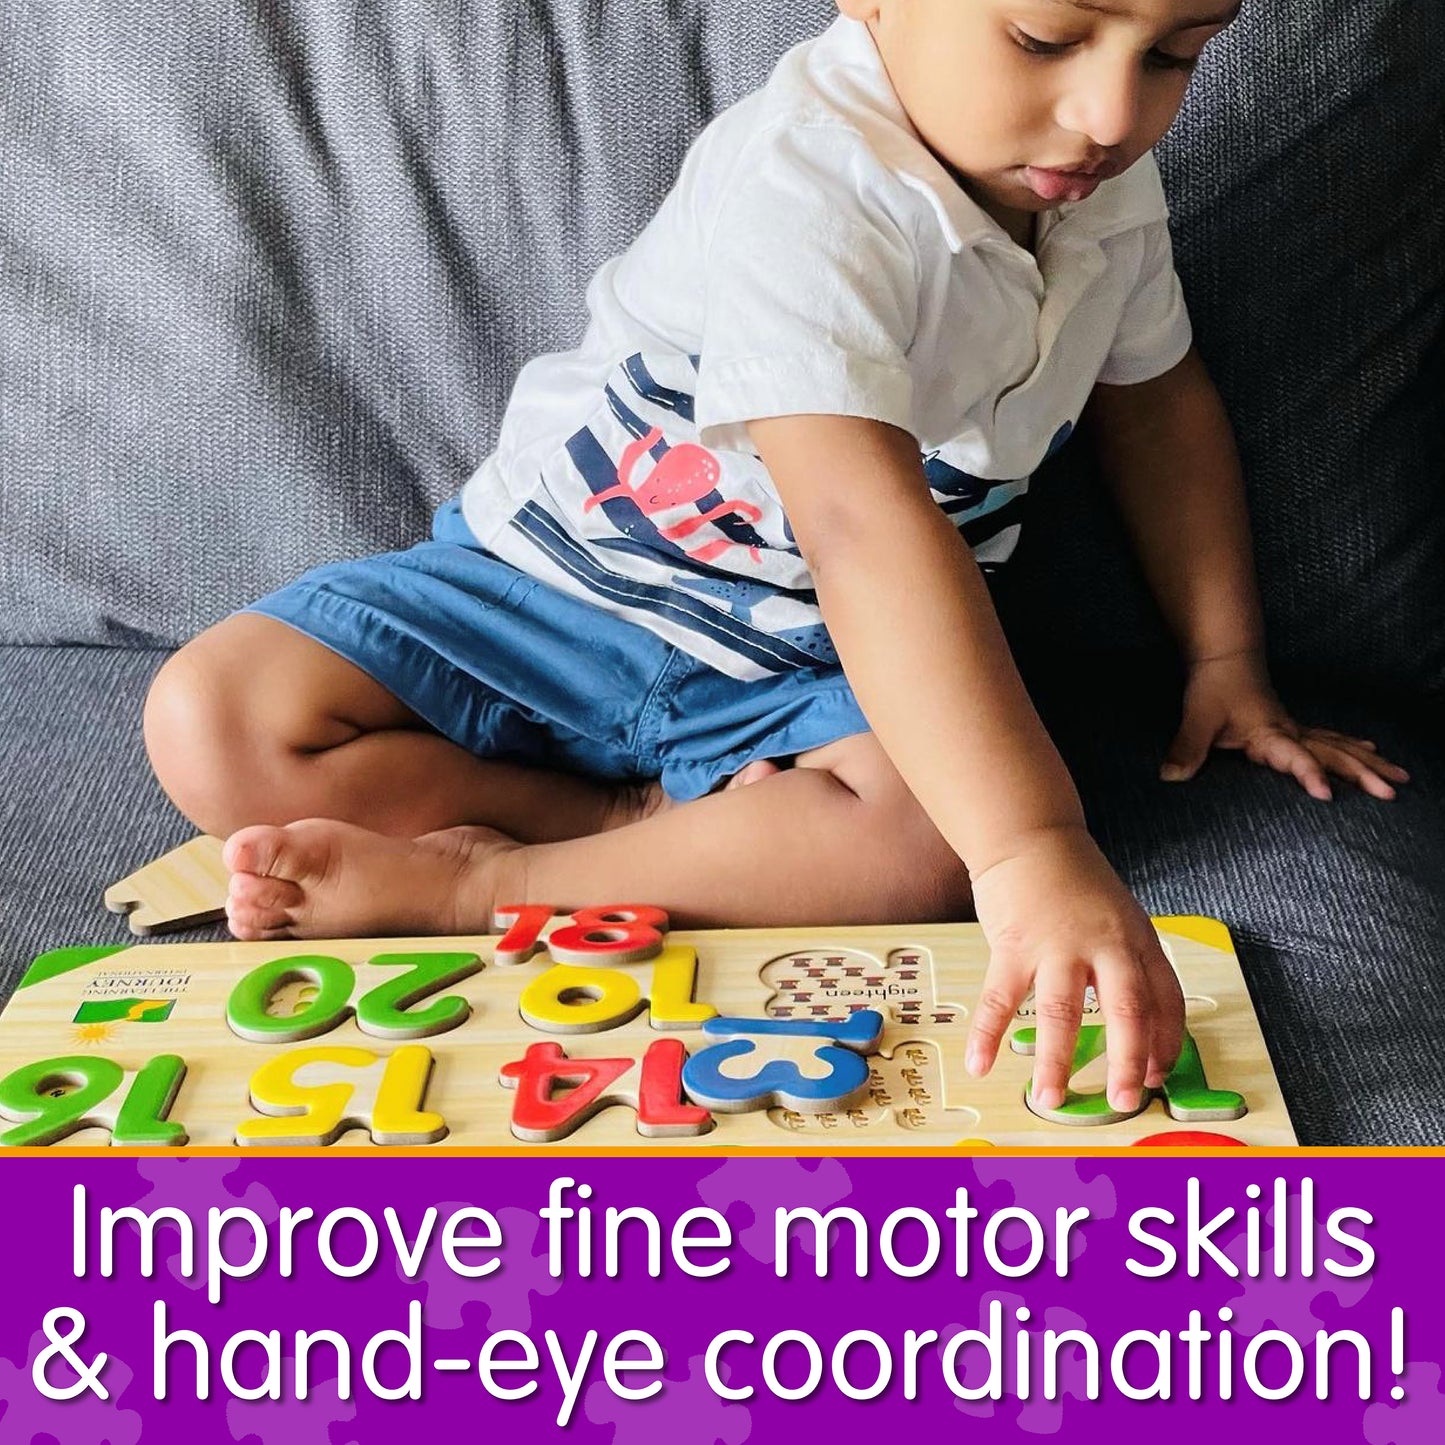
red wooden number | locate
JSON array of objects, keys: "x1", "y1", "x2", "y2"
[
  {"x1": 491, "y1": 904, "x2": 559, "y2": 966},
  {"x1": 546, "y1": 904, "x2": 671, "y2": 965}
]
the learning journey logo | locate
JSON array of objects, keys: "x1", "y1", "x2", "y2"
[
  {"x1": 73, "y1": 999, "x2": 176, "y2": 1024},
  {"x1": 78, "y1": 969, "x2": 192, "y2": 1002},
  {"x1": 69, "y1": 970, "x2": 190, "y2": 1040}
]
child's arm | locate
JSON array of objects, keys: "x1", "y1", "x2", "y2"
[
  {"x1": 749, "y1": 413, "x2": 1184, "y2": 1112},
  {"x1": 1088, "y1": 348, "x2": 1408, "y2": 799}
]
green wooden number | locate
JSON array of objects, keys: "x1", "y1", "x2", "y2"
[
  {"x1": 112, "y1": 1055, "x2": 189, "y2": 1146},
  {"x1": 0, "y1": 1056, "x2": 189, "y2": 1148},
  {"x1": 1012, "y1": 1024, "x2": 1149, "y2": 1126},
  {"x1": 1012, "y1": 1025, "x2": 1246, "y2": 1127},
  {"x1": 354, "y1": 953, "x2": 482, "y2": 1040},
  {"x1": 1160, "y1": 1034, "x2": 1247, "y2": 1122},
  {"x1": 227, "y1": 955, "x2": 356, "y2": 1043},
  {"x1": 0, "y1": 1057, "x2": 125, "y2": 1147}
]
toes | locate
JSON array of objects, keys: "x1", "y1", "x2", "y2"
[
  {"x1": 223, "y1": 824, "x2": 292, "y2": 879},
  {"x1": 227, "y1": 870, "x2": 306, "y2": 939},
  {"x1": 224, "y1": 822, "x2": 334, "y2": 888},
  {"x1": 227, "y1": 916, "x2": 298, "y2": 943},
  {"x1": 230, "y1": 870, "x2": 305, "y2": 915},
  {"x1": 226, "y1": 898, "x2": 293, "y2": 941}
]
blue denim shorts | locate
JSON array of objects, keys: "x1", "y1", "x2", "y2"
[{"x1": 245, "y1": 498, "x2": 869, "y2": 801}]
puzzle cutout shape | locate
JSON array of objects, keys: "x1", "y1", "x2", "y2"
[
  {"x1": 768, "y1": 1039, "x2": 981, "y2": 1137},
  {"x1": 761, "y1": 945, "x2": 970, "y2": 1028}
]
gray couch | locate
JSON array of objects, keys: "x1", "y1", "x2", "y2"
[{"x1": 2, "y1": 0, "x2": 1440, "y2": 1144}]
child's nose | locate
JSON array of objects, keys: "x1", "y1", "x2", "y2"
[{"x1": 1055, "y1": 58, "x2": 1142, "y2": 151}]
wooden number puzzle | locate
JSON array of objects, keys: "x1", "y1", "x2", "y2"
[{"x1": 0, "y1": 910, "x2": 1295, "y2": 1149}]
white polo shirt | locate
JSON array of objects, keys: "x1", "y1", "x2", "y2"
[{"x1": 460, "y1": 15, "x2": 1193, "y2": 681}]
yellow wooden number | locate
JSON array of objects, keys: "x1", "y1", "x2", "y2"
[{"x1": 237, "y1": 1045, "x2": 446, "y2": 1147}]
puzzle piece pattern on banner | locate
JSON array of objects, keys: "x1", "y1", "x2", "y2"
[
  {"x1": 227, "y1": 1373, "x2": 358, "y2": 1445},
  {"x1": 584, "y1": 1353, "x2": 752, "y2": 1445},
  {"x1": 0, "y1": 1340, "x2": 143, "y2": 1445},
  {"x1": 695, "y1": 1157, "x2": 857, "y2": 1266},
  {"x1": 413, "y1": 1203, "x2": 563, "y2": 1331}
]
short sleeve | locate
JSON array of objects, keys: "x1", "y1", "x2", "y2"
[
  {"x1": 694, "y1": 121, "x2": 921, "y2": 453},
  {"x1": 1094, "y1": 219, "x2": 1194, "y2": 385}
]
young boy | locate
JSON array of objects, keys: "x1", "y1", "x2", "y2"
[{"x1": 143, "y1": 0, "x2": 1405, "y2": 1115}]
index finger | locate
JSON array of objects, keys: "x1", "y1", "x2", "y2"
[
  {"x1": 1026, "y1": 962, "x2": 1088, "y2": 1112},
  {"x1": 1143, "y1": 944, "x2": 1186, "y2": 1089},
  {"x1": 1096, "y1": 951, "x2": 1154, "y2": 1114},
  {"x1": 966, "y1": 955, "x2": 1032, "y2": 1079},
  {"x1": 1249, "y1": 732, "x2": 1334, "y2": 800}
]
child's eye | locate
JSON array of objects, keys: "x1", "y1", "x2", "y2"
[
  {"x1": 1144, "y1": 48, "x2": 1201, "y2": 73},
  {"x1": 1010, "y1": 28, "x2": 1075, "y2": 58}
]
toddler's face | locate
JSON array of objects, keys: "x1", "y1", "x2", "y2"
[{"x1": 840, "y1": 0, "x2": 1238, "y2": 237}]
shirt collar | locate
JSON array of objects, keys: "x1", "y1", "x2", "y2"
[{"x1": 813, "y1": 16, "x2": 1171, "y2": 254}]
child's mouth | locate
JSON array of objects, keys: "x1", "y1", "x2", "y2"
[{"x1": 1022, "y1": 165, "x2": 1106, "y2": 203}]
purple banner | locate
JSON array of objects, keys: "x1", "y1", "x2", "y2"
[{"x1": 0, "y1": 1156, "x2": 1438, "y2": 1443}]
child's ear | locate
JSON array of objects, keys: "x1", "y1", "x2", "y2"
[{"x1": 837, "y1": 0, "x2": 883, "y2": 22}]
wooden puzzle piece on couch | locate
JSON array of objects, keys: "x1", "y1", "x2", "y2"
[{"x1": 104, "y1": 834, "x2": 228, "y2": 936}]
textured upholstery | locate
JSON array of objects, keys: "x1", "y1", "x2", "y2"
[
  {"x1": 0, "y1": 0, "x2": 828, "y2": 644},
  {"x1": 3, "y1": 0, "x2": 1441, "y2": 681}
]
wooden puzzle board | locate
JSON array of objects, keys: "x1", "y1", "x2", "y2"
[{"x1": 0, "y1": 916, "x2": 1295, "y2": 1148}]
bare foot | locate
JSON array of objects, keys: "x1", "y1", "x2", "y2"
[
  {"x1": 724, "y1": 759, "x2": 783, "y2": 790},
  {"x1": 224, "y1": 820, "x2": 519, "y2": 940}
]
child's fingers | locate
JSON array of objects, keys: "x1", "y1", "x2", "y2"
[
  {"x1": 1314, "y1": 744, "x2": 1398, "y2": 799},
  {"x1": 965, "y1": 960, "x2": 1031, "y2": 1079},
  {"x1": 1144, "y1": 952, "x2": 1186, "y2": 1090},
  {"x1": 1248, "y1": 731, "x2": 1333, "y2": 800},
  {"x1": 1311, "y1": 736, "x2": 1410, "y2": 782},
  {"x1": 1310, "y1": 728, "x2": 1377, "y2": 752},
  {"x1": 1160, "y1": 714, "x2": 1219, "y2": 782},
  {"x1": 1027, "y1": 962, "x2": 1089, "y2": 1111},
  {"x1": 1298, "y1": 734, "x2": 1409, "y2": 798},
  {"x1": 1295, "y1": 727, "x2": 1409, "y2": 779},
  {"x1": 1094, "y1": 954, "x2": 1152, "y2": 1113}
]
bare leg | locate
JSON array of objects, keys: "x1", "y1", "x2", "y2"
[
  {"x1": 224, "y1": 733, "x2": 973, "y2": 938},
  {"x1": 144, "y1": 613, "x2": 662, "y2": 842}
]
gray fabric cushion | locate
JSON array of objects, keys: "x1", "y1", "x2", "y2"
[
  {"x1": 3, "y1": 0, "x2": 1441, "y2": 692},
  {"x1": 3, "y1": 644, "x2": 1443, "y2": 1146},
  {"x1": 0, "y1": 0, "x2": 829, "y2": 645},
  {"x1": 0, "y1": 648, "x2": 205, "y2": 983}
]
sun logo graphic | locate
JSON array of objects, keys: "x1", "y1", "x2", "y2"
[{"x1": 70, "y1": 998, "x2": 175, "y2": 1044}]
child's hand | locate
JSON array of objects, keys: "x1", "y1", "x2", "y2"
[
  {"x1": 965, "y1": 825, "x2": 1185, "y2": 1113},
  {"x1": 1161, "y1": 650, "x2": 1410, "y2": 801}
]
